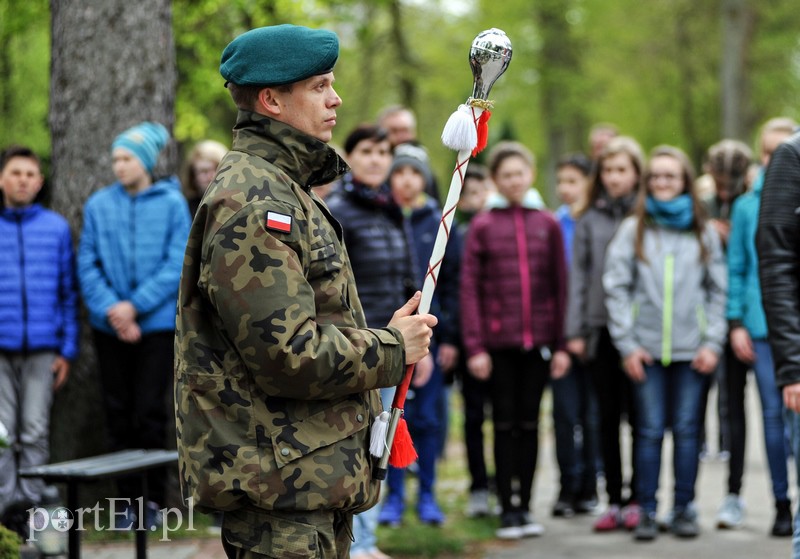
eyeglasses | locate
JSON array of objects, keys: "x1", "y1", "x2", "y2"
[{"x1": 648, "y1": 173, "x2": 682, "y2": 182}]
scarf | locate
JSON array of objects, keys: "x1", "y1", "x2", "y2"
[
  {"x1": 645, "y1": 193, "x2": 694, "y2": 230},
  {"x1": 340, "y1": 172, "x2": 404, "y2": 226}
]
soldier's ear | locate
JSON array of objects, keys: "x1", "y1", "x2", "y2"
[{"x1": 257, "y1": 87, "x2": 282, "y2": 117}]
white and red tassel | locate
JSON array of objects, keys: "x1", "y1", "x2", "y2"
[
  {"x1": 441, "y1": 104, "x2": 478, "y2": 152},
  {"x1": 369, "y1": 411, "x2": 390, "y2": 458},
  {"x1": 473, "y1": 110, "x2": 491, "y2": 156}
]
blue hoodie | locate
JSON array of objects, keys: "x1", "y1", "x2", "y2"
[
  {"x1": 727, "y1": 168, "x2": 768, "y2": 338},
  {"x1": 78, "y1": 176, "x2": 191, "y2": 334},
  {"x1": 0, "y1": 204, "x2": 79, "y2": 359}
]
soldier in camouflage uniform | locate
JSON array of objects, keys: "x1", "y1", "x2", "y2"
[{"x1": 174, "y1": 24, "x2": 438, "y2": 559}]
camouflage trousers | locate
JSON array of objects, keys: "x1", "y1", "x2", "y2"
[{"x1": 221, "y1": 506, "x2": 354, "y2": 559}]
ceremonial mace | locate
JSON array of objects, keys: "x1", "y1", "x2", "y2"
[{"x1": 372, "y1": 28, "x2": 513, "y2": 480}]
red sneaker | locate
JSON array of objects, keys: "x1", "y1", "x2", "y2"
[
  {"x1": 593, "y1": 505, "x2": 621, "y2": 532},
  {"x1": 622, "y1": 503, "x2": 641, "y2": 531}
]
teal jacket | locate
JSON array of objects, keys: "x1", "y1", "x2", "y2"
[{"x1": 727, "y1": 170, "x2": 768, "y2": 339}]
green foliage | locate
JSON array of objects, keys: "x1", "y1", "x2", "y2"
[
  {"x1": 4, "y1": 0, "x2": 800, "y2": 197},
  {"x1": 375, "y1": 472, "x2": 498, "y2": 558},
  {"x1": 0, "y1": 0, "x2": 50, "y2": 158},
  {"x1": 0, "y1": 523, "x2": 21, "y2": 559}
]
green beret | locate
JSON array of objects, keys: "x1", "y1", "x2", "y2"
[{"x1": 220, "y1": 24, "x2": 339, "y2": 87}]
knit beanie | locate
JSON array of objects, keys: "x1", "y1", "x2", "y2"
[
  {"x1": 390, "y1": 143, "x2": 433, "y2": 192},
  {"x1": 112, "y1": 122, "x2": 169, "y2": 173}
]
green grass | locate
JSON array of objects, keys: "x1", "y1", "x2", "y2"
[{"x1": 375, "y1": 389, "x2": 502, "y2": 558}]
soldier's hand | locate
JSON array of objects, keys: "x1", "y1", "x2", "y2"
[{"x1": 388, "y1": 292, "x2": 438, "y2": 365}]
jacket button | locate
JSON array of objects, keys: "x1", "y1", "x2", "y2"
[
  {"x1": 280, "y1": 448, "x2": 290, "y2": 457},
  {"x1": 356, "y1": 414, "x2": 364, "y2": 422}
]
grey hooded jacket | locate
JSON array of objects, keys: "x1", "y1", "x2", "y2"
[{"x1": 603, "y1": 216, "x2": 727, "y2": 362}]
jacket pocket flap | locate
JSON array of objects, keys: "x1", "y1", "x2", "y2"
[
  {"x1": 270, "y1": 399, "x2": 368, "y2": 468},
  {"x1": 308, "y1": 241, "x2": 342, "y2": 278},
  {"x1": 223, "y1": 508, "x2": 318, "y2": 558}
]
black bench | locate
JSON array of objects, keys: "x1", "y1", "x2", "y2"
[{"x1": 19, "y1": 448, "x2": 178, "y2": 559}]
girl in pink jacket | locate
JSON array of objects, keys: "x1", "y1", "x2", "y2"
[{"x1": 460, "y1": 141, "x2": 569, "y2": 540}]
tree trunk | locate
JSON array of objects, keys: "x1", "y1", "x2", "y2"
[
  {"x1": 536, "y1": 0, "x2": 587, "y2": 204},
  {"x1": 48, "y1": 0, "x2": 176, "y2": 503},
  {"x1": 720, "y1": 0, "x2": 753, "y2": 140},
  {"x1": 389, "y1": 0, "x2": 416, "y2": 110}
]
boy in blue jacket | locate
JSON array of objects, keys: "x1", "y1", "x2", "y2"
[
  {"x1": 379, "y1": 143, "x2": 460, "y2": 528},
  {"x1": 77, "y1": 122, "x2": 190, "y2": 529},
  {"x1": 0, "y1": 146, "x2": 79, "y2": 515}
]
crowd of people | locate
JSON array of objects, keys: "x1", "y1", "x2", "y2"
[{"x1": 1, "y1": 22, "x2": 800, "y2": 559}]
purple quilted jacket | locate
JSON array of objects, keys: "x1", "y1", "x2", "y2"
[{"x1": 460, "y1": 192, "x2": 567, "y2": 358}]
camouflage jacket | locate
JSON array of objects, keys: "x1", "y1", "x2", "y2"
[{"x1": 174, "y1": 110, "x2": 406, "y2": 515}]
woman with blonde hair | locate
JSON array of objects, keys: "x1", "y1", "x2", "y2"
[{"x1": 181, "y1": 139, "x2": 228, "y2": 215}]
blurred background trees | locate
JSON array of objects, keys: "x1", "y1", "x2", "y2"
[
  {"x1": 3, "y1": 0, "x2": 800, "y2": 202},
  {"x1": 1, "y1": 0, "x2": 798, "y2": 501}
]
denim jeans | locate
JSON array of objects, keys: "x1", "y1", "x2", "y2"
[
  {"x1": 634, "y1": 361, "x2": 709, "y2": 514},
  {"x1": 588, "y1": 328, "x2": 637, "y2": 505},
  {"x1": 751, "y1": 341, "x2": 789, "y2": 501},
  {"x1": 786, "y1": 410, "x2": 800, "y2": 559},
  {"x1": 0, "y1": 351, "x2": 56, "y2": 514},
  {"x1": 552, "y1": 361, "x2": 600, "y2": 499},
  {"x1": 351, "y1": 387, "x2": 395, "y2": 556}
]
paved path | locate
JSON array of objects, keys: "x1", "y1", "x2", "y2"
[
  {"x1": 482, "y1": 381, "x2": 795, "y2": 559},
  {"x1": 66, "y1": 538, "x2": 222, "y2": 559},
  {"x1": 72, "y1": 381, "x2": 793, "y2": 558}
]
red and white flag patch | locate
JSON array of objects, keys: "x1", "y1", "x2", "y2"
[{"x1": 266, "y1": 211, "x2": 292, "y2": 233}]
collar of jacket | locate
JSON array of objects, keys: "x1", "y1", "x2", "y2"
[
  {"x1": 485, "y1": 188, "x2": 545, "y2": 210},
  {"x1": 110, "y1": 175, "x2": 181, "y2": 198},
  {"x1": 1, "y1": 203, "x2": 41, "y2": 221},
  {"x1": 595, "y1": 190, "x2": 636, "y2": 216},
  {"x1": 232, "y1": 110, "x2": 349, "y2": 190},
  {"x1": 339, "y1": 172, "x2": 404, "y2": 225}
]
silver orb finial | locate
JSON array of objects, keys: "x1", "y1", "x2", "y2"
[{"x1": 469, "y1": 28, "x2": 512, "y2": 101}]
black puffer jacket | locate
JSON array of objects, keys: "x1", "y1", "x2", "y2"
[
  {"x1": 757, "y1": 130, "x2": 800, "y2": 388},
  {"x1": 325, "y1": 174, "x2": 416, "y2": 327}
]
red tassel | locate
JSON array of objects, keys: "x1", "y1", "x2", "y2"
[
  {"x1": 388, "y1": 416, "x2": 417, "y2": 468},
  {"x1": 472, "y1": 110, "x2": 492, "y2": 156}
]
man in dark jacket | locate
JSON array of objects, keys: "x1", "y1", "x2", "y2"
[
  {"x1": 756, "y1": 128, "x2": 800, "y2": 555},
  {"x1": 174, "y1": 25, "x2": 437, "y2": 559},
  {"x1": 0, "y1": 146, "x2": 79, "y2": 516}
]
